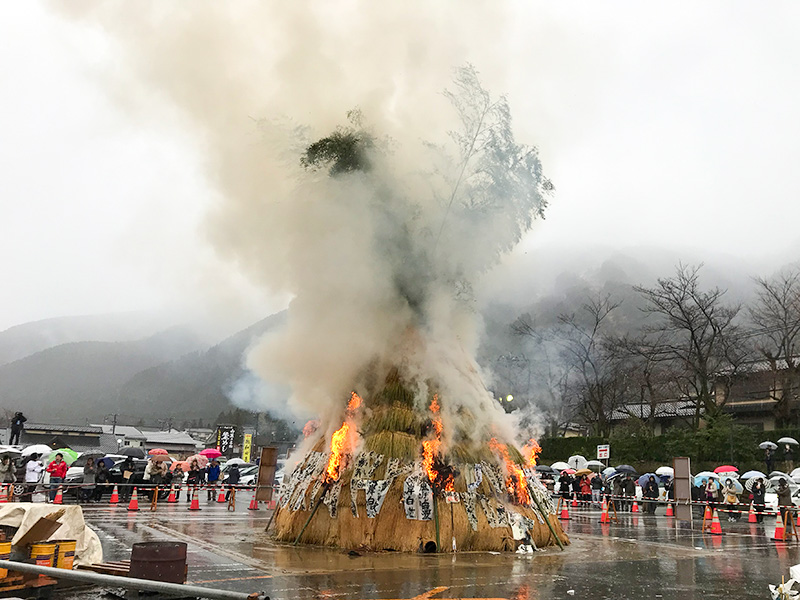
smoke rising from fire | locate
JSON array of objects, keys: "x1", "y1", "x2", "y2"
[{"x1": 58, "y1": 3, "x2": 550, "y2": 447}]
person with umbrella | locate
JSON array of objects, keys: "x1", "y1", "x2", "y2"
[
  {"x1": 776, "y1": 478, "x2": 793, "y2": 526},
  {"x1": 186, "y1": 459, "x2": 203, "y2": 502},
  {"x1": 643, "y1": 475, "x2": 659, "y2": 514},
  {"x1": 81, "y1": 457, "x2": 96, "y2": 504},
  {"x1": 46, "y1": 453, "x2": 67, "y2": 502},
  {"x1": 590, "y1": 472, "x2": 603, "y2": 507},
  {"x1": 206, "y1": 459, "x2": 221, "y2": 501},
  {"x1": 765, "y1": 446, "x2": 775, "y2": 474},
  {"x1": 120, "y1": 456, "x2": 135, "y2": 501},
  {"x1": 721, "y1": 477, "x2": 741, "y2": 522},
  {"x1": 751, "y1": 478, "x2": 767, "y2": 523},
  {"x1": 226, "y1": 463, "x2": 240, "y2": 502},
  {"x1": 0, "y1": 456, "x2": 16, "y2": 487},
  {"x1": 93, "y1": 459, "x2": 109, "y2": 503},
  {"x1": 558, "y1": 471, "x2": 573, "y2": 501},
  {"x1": 623, "y1": 475, "x2": 636, "y2": 512},
  {"x1": 704, "y1": 477, "x2": 718, "y2": 510},
  {"x1": 24, "y1": 453, "x2": 43, "y2": 502},
  {"x1": 785, "y1": 444, "x2": 795, "y2": 473}
]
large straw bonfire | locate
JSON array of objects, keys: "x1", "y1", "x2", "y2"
[
  {"x1": 265, "y1": 67, "x2": 568, "y2": 552},
  {"x1": 272, "y1": 367, "x2": 569, "y2": 552}
]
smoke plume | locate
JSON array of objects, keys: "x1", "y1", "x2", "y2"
[{"x1": 58, "y1": 3, "x2": 551, "y2": 446}]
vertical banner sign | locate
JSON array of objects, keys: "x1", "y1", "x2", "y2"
[
  {"x1": 596, "y1": 444, "x2": 610, "y2": 460},
  {"x1": 216, "y1": 426, "x2": 236, "y2": 456},
  {"x1": 242, "y1": 433, "x2": 253, "y2": 463}
]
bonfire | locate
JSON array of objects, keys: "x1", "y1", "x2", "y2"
[{"x1": 271, "y1": 369, "x2": 568, "y2": 552}]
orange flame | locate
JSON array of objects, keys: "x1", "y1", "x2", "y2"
[
  {"x1": 489, "y1": 438, "x2": 531, "y2": 505},
  {"x1": 422, "y1": 395, "x2": 453, "y2": 490},
  {"x1": 324, "y1": 392, "x2": 363, "y2": 482},
  {"x1": 521, "y1": 438, "x2": 542, "y2": 466}
]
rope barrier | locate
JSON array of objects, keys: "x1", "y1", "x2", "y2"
[{"x1": 548, "y1": 492, "x2": 788, "y2": 516}]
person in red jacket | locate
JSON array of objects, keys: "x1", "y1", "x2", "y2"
[{"x1": 46, "y1": 453, "x2": 67, "y2": 502}]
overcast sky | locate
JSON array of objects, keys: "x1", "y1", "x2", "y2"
[{"x1": 2, "y1": 2, "x2": 800, "y2": 332}]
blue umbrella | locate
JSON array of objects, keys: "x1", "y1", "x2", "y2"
[
  {"x1": 637, "y1": 473, "x2": 658, "y2": 488},
  {"x1": 694, "y1": 472, "x2": 719, "y2": 487},
  {"x1": 741, "y1": 470, "x2": 767, "y2": 480},
  {"x1": 97, "y1": 457, "x2": 116, "y2": 469}
]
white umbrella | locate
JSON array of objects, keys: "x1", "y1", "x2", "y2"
[
  {"x1": 770, "y1": 471, "x2": 790, "y2": 479},
  {"x1": 778, "y1": 437, "x2": 799, "y2": 445},
  {"x1": 567, "y1": 455, "x2": 587, "y2": 470},
  {"x1": 550, "y1": 461, "x2": 570, "y2": 471},
  {"x1": 226, "y1": 458, "x2": 250, "y2": 466},
  {"x1": 602, "y1": 466, "x2": 616, "y2": 478},
  {"x1": 791, "y1": 468, "x2": 800, "y2": 479},
  {"x1": 759, "y1": 441, "x2": 778, "y2": 450},
  {"x1": 745, "y1": 477, "x2": 772, "y2": 492},
  {"x1": 585, "y1": 460, "x2": 605, "y2": 469},
  {"x1": 655, "y1": 466, "x2": 674, "y2": 477},
  {"x1": 22, "y1": 444, "x2": 52, "y2": 457}
]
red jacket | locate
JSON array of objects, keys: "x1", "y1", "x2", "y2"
[{"x1": 46, "y1": 460, "x2": 67, "y2": 479}]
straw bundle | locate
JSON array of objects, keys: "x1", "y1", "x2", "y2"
[{"x1": 273, "y1": 457, "x2": 568, "y2": 552}]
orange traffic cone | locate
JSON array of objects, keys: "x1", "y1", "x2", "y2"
[
  {"x1": 53, "y1": 485, "x2": 63, "y2": 505},
  {"x1": 216, "y1": 487, "x2": 226, "y2": 503},
  {"x1": 109, "y1": 485, "x2": 120, "y2": 504},
  {"x1": 248, "y1": 491, "x2": 259, "y2": 511},
  {"x1": 600, "y1": 498, "x2": 611, "y2": 524},
  {"x1": 188, "y1": 488, "x2": 201, "y2": 511},
  {"x1": 748, "y1": 502, "x2": 757, "y2": 523},
  {"x1": 666, "y1": 503, "x2": 674, "y2": 517},
  {"x1": 773, "y1": 513, "x2": 786, "y2": 541},
  {"x1": 127, "y1": 488, "x2": 140, "y2": 511},
  {"x1": 167, "y1": 484, "x2": 177, "y2": 503},
  {"x1": 0, "y1": 484, "x2": 8, "y2": 504},
  {"x1": 559, "y1": 498, "x2": 570, "y2": 520},
  {"x1": 701, "y1": 504, "x2": 712, "y2": 530},
  {"x1": 267, "y1": 500, "x2": 276, "y2": 510},
  {"x1": 709, "y1": 509, "x2": 723, "y2": 535},
  {"x1": 571, "y1": 493, "x2": 578, "y2": 508},
  {"x1": 631, "y1": 500, "x2": 639, "y2": 513}
]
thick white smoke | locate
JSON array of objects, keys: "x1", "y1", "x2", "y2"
[{"x1": 58, "y1": 2, "x2": 550, "y2": 446}]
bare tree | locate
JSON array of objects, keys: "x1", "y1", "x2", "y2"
[
  {"x1": 509, "y1": 317, "x2": 572, "y2": 436},
  {"x1": 748, "y1": 269, "x2": 800, "y2": 426},
  {"x1": 611, "y1": 332, "x2": 684, "y2": 434},
  {"x1": 634, "y1": 264, "x2": 745, "y2": 428},
  {"x1": 556, "y1": 295, "x2": 626, "y2": 437}
]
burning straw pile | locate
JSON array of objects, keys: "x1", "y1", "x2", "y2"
[{"x1": 272, "y1": 370, "x2": 568, "y2": 552}]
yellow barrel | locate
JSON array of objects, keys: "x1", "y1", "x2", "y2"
[
  {"x1": 51, "y1": 539, "x2": 77, "y2": 570},
  {"x1": 0, "y1": 541, "x2": 11, "y2": 578},
  {"x1": 29, "y1": 543, "x2": 56, "y2": 576}
]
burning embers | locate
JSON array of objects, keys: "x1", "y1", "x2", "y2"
[
  {"x1": 489, "y1": 438, "x2": 531, "y2": 506},
  {"x1": 325, "y1": 392, "x2": 363, "y2": 483},
  {"x1": 421, "y1": 395, "x2": 455, "y2": 491}
]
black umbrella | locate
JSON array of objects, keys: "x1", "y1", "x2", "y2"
[
  {"x1": 615, "y1": 464, "x2": 637, "y2": 475},
  {"x1": 120, "y1": 447, "x2": 145, "y2": 459},
  {"x1": 535, "y1": 465, "x2": 555, "y2": 473}
]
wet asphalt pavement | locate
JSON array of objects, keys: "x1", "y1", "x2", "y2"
[{"x1": 53, "y1": 499, "x2": 800, "y2": 599}]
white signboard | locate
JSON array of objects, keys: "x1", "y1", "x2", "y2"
[{"x1": 597, "y1": 444, "x2": 610, "y2": 460}]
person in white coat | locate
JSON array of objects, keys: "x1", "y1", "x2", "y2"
[{"x1": 24, "y1": 454, "x2": 44, "y2": 501}]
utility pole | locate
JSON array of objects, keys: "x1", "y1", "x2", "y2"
[{"x1": 112, "y1": 413, "x2": 118, "y2": 436}]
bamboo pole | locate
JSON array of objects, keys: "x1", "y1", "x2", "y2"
[
  {"x1": 294, "y1": 485, "x2": 328, "y2": 545},
  {"x1": 433, "y1": 493, "x2": 441, "y2": 552},
  {"x1": 531, "y1": 494, "x2": 564, "y2": 551}
]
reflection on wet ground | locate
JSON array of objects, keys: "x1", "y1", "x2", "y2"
[{"x1": 73, "y1": 501, "x2": 800, "y2": 599}]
